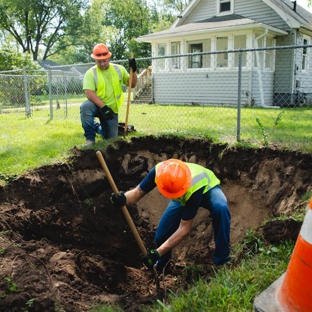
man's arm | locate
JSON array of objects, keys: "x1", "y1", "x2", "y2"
[
  {"x1": 124, "y1": 185, "x2": 146, "y2": 205},
  {"x1": 157, "y1": 219, "x2": 194, "y2": 257},
  {"x1": 126, "y1": 71, "x2": 137, "y2": 88}
]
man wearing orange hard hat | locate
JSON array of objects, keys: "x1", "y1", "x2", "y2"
[
  {"x1": 80, "y1": 43, "x2": 137, "y2": 146},
  {"x1": 110, "y1": 159, "x2": 231, "y2": 271}
]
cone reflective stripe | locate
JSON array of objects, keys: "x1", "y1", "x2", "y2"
[
  {"x1": 254, "y1": 197, "x2": 312, "y2": 312},
  {"x1": 278, "y1": 197, "x2": 312, "y2": 312}
]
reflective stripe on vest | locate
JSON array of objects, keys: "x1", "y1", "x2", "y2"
[
  {"x1": 92, "y1": 64, "x2": 122, "y2": 90},
  {"x1": 155, "y1": 162, "x2": 220, "y2": 206}
]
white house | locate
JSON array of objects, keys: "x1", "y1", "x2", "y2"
[{"x1": 136, "y1": 0, "x2": 312, "y2": 107}]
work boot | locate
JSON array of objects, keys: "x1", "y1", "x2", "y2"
[{"x1": 82, "y1": 140, "x2": 95, "y2": 147}]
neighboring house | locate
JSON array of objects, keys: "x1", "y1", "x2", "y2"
[{"x1": 136, "y1": 0, "x2": 312, "y2": 107}]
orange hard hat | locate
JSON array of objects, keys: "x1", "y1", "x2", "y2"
[
  {"x1": 91, "y1": 43, "x2": 112, "y2": 60},
  {"x1": 156, "y1": 159, "x2": 191, "y2": 198}
]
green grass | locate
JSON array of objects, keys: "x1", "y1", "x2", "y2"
[{"x1": 1, "y1": 104, "x2": 312, "y2": 183}]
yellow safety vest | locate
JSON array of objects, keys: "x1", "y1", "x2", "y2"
[
  {"x1": 91, "y1": 64, "x2": 124, "y2": 111},
  {"x1": 155, "y1": 162, "x2": 220, "y2": 206}
]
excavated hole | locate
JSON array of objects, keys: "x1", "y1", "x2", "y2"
[{"x1": 0, "y1": 136, "x2": 311, "y2": 311}]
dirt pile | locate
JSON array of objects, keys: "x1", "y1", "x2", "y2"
[{"x1": 0, "y1": 136, "x2": 311, "y2": 311}]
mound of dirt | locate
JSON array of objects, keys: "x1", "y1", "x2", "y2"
[{"x1": 0, "y1": 136, "x2": 311, "y2": 311}]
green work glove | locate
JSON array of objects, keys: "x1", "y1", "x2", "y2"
[
  {"x1": 110, "y1": 191, "x2": 126, "y2": 208},
  {"x1": 101, "y1": 105, "x2": 114, "y2": 120},
  {"x1": 141, "y1": 249, "x2": 160, "y2": 269}
]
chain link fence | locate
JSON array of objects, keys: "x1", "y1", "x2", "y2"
[{"x1": 0, "y1": 45, "x2": 311, "y2": 151}]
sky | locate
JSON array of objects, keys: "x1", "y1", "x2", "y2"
[{"x1": 294, "y1": 0, "x2": 312, "y2": 13}]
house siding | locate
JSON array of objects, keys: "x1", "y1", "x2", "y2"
[
  {"x1": 184, "y1": 0, "x2": 291, "y2": 31},
  {"x1": 153, "y1": 71, "x2": 252, "y2": 105},
  {"x1": 295, "y1": 32, "x2": 312, "y2": 94},
  {"x1": 272, "y1": 33, "x2": 295, "y2": 105}
]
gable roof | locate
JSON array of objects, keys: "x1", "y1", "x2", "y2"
[
  {"x1": 137, "y1": 0, "x2": 312, "y2": 43},
  {"x1": 172, "y1": 0, "x2": 312, "y2": 29}
]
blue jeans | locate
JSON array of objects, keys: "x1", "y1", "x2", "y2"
[
  {"x1": 155, "y1": 185, "x2": 231, "y2": 268},
  {"x1": 80, "y1": 100, "x2": 118, "y2": 142}
]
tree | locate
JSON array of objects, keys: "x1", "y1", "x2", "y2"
[
  {"x1": 0, "y1": 0, "x2": 89, "y2": 61},
  {"x1": 102, "y1": 0, "x2": 153, "y2": 59},
  {"x1": 163, "y1": 0, "x2": 192, "y2": 14}
]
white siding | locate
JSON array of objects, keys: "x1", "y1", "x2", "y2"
[
  {"x1": 153, "y1": 71, "x2": 252, "y2": 105},
  {"x1": 295, "y1": 32, "x2": 312, "y2": 94},
  {"x1": 274, "y1": 34, "x2": 295, "y2": 94}
]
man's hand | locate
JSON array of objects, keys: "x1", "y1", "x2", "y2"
[
  {"x1": 110, "y1": 191, "x2": 126, "y2": 208},
  {"x1": 129, "y1": 58, "x2": 137, "y2": 73},
  {"x1": 101, "y1": 105, "x2": 114, "y2": 120},
  {"x1": 141, "y1": 249, "x2": 160, "y2": 269}
]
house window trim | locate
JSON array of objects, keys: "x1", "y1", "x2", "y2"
[
  {"x1": 170, "y1": 41, "x2": 181, "y2": 71},
  {"x1": 156, "y1": 43, "x2": 167, "y2": 72},
  {"x1": 302, "y1": 35, "x2": 310, "y2": 72},
  {"x1": 217, "y1": 0, "x2": 234, "y2": 16},
  {"x1": 254, "y1": 33, "x2": 275, "y2": 72},
  {"x1": 186, "y1": 39, "x2": 212, "y2": 70}
]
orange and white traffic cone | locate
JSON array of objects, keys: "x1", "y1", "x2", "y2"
[{"x1": 254, "y1": 197, "x2": 312, "y2": 312}]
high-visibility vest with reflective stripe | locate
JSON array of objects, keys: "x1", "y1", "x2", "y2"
[
  {"x1": 155, "y1": 162, "x2": 220, "y2": 206},
  {"x1": 91, "y1": 64, "x2": 124, "y2": 112}
]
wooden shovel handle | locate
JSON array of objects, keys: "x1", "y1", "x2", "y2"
[
  {"x1": 125, "y1": 52, "x2": 134, "y2": 134},
  {"x1": 96, "y1": 151, "x2": 147, "y2": 255}
]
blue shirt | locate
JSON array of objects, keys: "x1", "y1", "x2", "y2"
[{"x1": 139, "y1": 167, "x2": 208, "y2": 221}]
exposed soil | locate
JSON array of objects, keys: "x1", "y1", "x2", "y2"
[{"x1": 0, "y1": 136, "x2": 311, "y2": 312}]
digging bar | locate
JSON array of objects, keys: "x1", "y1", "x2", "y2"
[{"x1": 96, "y1": 151, "x2": 147, "y2": 256}]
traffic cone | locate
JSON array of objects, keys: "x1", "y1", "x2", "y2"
[{"x1": 254, "y1": 197, "x2": 312, "y2": 312}]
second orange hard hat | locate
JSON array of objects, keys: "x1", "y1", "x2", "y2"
[{"x1": 156, "y1": 159, "x2": 191, "y2": 198}]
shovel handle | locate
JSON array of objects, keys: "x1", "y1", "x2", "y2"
[
  {"x1": 96, "y1": 151, "x2": 147, "y2": 256},
  {"x1": 125, "y1": 52, "x2": 134, "y2": 134}
]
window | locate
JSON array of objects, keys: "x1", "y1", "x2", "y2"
[
  {"x1": 254, "y1": 34, "x2": 274, "y2": 70},
  {"x1": 302, "y1": 37, "x2": 309, "y2": 71},
  {"x1": 217, "y1": 0, "x2": 233, "y2": 15},
  {"x1": 234, "y1": 35, "x2": 246, "y2": 67},
  {"x1": 189, "y1": 43, "x2": 203, "y2": 68},
  {"x1": 171, "y1": 42, "x2": 181, "y2": 69},
  {"x1": 265, "y1": 37, "x2": 274, "y2": 69},
  {"x1": 216, "y1": 36, "x2": 228, "y2": 68},
  {"x1": 157, "y1": 43, "x2": 166, "y2": 70},
  {"x1": 186, "y1": 40, "x2": 211, "y2": 69}
]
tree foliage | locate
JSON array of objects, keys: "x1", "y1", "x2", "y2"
[
  {"x1": 0, "y1": 47, "x2": 40, "y2": 71},
  {"x1": 102, "y1": 0, "x2": 153, "y2": 60},
  {"x1": 0, "y1": 0, "x2": 192, "y2": 64},
  {"x1": 163, "y1": 0, "x2": 192, "y2": 14},
  {"x1": 0, "y1": 0, "x2": 88, "y2": 61}
]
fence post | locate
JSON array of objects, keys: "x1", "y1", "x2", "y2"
[
  {"x1": 48, "y1": 67, "x2": 53, "y2": 119},
  {"x1": 23, "y1": 67, "x2": 31, "y2": 117},
  {"x1": 236, "y1": 50, "x2": 242, "y2": 142}
]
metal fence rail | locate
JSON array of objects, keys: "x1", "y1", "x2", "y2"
[{"x1": 0, "y1": 45, "x2": 311, "y2": 151}]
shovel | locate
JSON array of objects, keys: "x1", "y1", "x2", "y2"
[{"x1": 96, "y1": 151, "x2": 147, "y2": 256}]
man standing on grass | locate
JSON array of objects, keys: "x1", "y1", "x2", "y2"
[
  {"x1": 110, "y1": 158, "x2": 231, "y2": 271},
  {"x1": 80, "y1": 43, "x2": 137, "y2": 146}
]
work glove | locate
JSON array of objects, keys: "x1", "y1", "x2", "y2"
[
  {"x1": 110, "y1": 191, "x2": 126, "y2": 208},
  {"x1": 129, "y1": 58, "x2": 137, "y2": 73},
  {"x1": 141, "y1": 249, "x2": 160, "y2": 269},
  {"x1": 101, "y1": 105, "x2": 114, "y2": 120}
]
